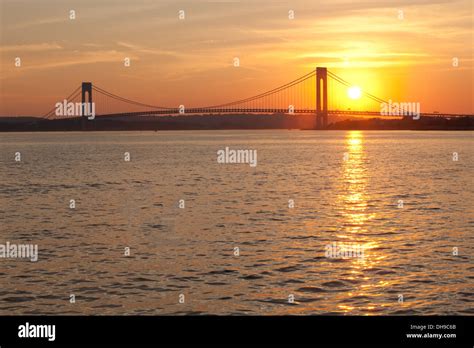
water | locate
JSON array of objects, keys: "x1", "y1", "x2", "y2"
[{"x1": 0, "y1": 130, "x2": 473, "y2": 315}]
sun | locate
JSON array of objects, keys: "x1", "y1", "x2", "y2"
[{"x1": 348, "y1": 86, "x2": 362, "y2": 100}]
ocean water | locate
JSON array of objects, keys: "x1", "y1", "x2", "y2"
[{"x1": 0, "y1": 130, "x2": 473, "y2": 315}]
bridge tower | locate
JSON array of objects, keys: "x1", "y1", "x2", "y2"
[
  {"x1": 316, "y1": 67, "x2": 328, "y2": 129},
  {"x1": 82, "y1": 82, "x2": 93, "y2": 115},
  {"x1": 81, "y1": 82, "x2": 92, "y2": 130}
]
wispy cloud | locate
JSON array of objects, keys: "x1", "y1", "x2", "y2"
[
  {"x1": 115, "y1": 41, "x2": 181, "y2": 58},
  {"x1": 0, "y1": 50, "x2": 139, "y2": 80},
  {"x1": 0, "y1": 43, "x2": 63, "y2": 52}
]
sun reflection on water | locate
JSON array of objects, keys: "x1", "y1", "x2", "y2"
[
  {"x1": 339, "y1": 131, "x2": 374, "y2": 237},
  {"x1": 336, "y1": 131, "x2": 393, "y2": 314}
]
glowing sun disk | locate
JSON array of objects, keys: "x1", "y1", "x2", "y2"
[{"x1": 348, "y1": 86, "x2": 362, "y2": 100}]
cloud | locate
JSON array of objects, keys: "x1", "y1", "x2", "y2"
[
  {"x1": 0, "y1": 43, "x2": 63, "y2": 52},
  {"x1": 8, "y1": 17, "x2": 67, "y2": 31},
  {"x1": 115, "y1": 41, "x2": 181, "y2": 58},
  {"x1": 0, "y1": 50, "x2": 139, "y2": 80}
]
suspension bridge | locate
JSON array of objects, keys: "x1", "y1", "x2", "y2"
[{"x1": 42, "y1": 67, "x2": 469, "y2": 129}]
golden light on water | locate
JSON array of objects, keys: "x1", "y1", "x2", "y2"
[
  {"x1": 335, "y1": 131, "x2": 395, "y2": 314},
  {"x1": 339, "y1": 131, "x2": 373, "y2": 237},
  {"x1": 347, "y1": 136, "x2": 362, "y2": 147}
]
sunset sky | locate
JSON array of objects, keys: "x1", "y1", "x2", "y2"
[{"x1": 0, "y1": 0, "x2": 472, "y2": 115}]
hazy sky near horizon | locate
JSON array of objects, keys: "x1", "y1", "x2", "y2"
[{"x1": 0, "y1": 0, "x2": 472, "y2": 115}]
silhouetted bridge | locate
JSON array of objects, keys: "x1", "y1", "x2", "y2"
[{"x1": 42, "y1": 67, "x2": 471, "y2": 129}]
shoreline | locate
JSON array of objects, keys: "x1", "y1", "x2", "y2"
[{"x1": 1, "y1": 114, "x2": 473, "y2": 132}]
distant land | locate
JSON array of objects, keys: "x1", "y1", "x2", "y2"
[{"x1": 0, "y1": 114, "x2": 472, "y2": 131}]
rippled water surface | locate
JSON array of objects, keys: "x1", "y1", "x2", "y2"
[{"x1": 0, "y1": 130, "x2": 473, "y2": 315}]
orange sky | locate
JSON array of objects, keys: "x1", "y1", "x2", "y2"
[{"x1": 0, "y1": 0, "x2": 473, "y2": 116}]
